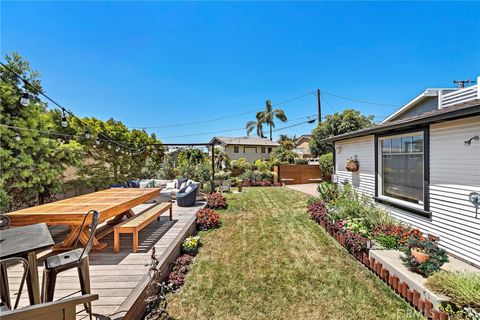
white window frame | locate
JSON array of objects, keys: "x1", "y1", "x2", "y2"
[{"x1": 377, "y1": 131, "x2": 425, "y2": 211}]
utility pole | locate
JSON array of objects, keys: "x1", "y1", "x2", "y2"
[
  {"x1": 453, "y1": 79, "x2": 476, "y2": 88},
  {"x1": 316, "y1": 89, "x2": 321, "y2": 124}
]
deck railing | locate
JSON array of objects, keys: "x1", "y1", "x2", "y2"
[{"x1": 441, "y1": 76, "x2": 479, "y2": 108}]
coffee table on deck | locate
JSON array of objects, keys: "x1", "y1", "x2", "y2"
[{"x1": 5, "y1": 188, "x2": 161, "y2": 251}]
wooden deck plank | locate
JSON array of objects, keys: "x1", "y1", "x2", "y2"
[{"x1": 5, "y1": 200, "x2": 203, "y2": 319}]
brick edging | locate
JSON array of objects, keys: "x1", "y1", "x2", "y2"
[{"x1": 318, "y1": 222, "x2": 450, "y2": 320}]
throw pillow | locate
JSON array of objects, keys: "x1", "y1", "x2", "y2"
[
  {"x1": 166, "y1": 181, "x2": 176, "y2": 189},
  {"x1": 185, "y1": 185, "x2": 195, "y2": 194}
]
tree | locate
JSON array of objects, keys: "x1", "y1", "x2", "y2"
[
  {"x1": 271, "y1": 145, "x2": 298, "y2": 164},
  {"x1": 246, "y1": 100, "x2": 287, "y2": 140},
  {"x1": 309, "y1": 109, "x2": 374, "y2": 157},
  {"x1": 0, "y1": 52, "x2": 165, "y2": 211},
  {"x1": 277, "y1": 134, "x2": 297, "y2": 151},
  {"x1": 0, "y1": 52, "x2": 83, "y2": 210}
]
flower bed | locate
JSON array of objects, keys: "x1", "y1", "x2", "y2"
[
  {"x1": 305, "y1": 183, "x2": 460, "y2": 319},
  {"x1": 206, "y1": 192, "x2": 228, "y2": 209},
  {"x1": 196, "y1": 208, "x2": 221, "y2": 231}
]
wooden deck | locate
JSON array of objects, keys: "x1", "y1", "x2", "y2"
[{"x1": 6, "y1": 199, "x2": 203, "y2": 319}]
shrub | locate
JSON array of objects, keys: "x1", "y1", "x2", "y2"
[
  {"x1": 206, "y1": 192, "x2": 228, "y2": 209},
  {"x1": 363, "y1": 206, "x2": 400, "y2": 229},
  {"x1": 171, "y1": 254, "x2": 193, "y2": 271},
  {"x1": 196, "y1": 208, "x2": 221, "y2": 231},
  {"x1": 375, "y1": 234, "x2": 398, "y2": 249},
  {"x1": 294, "y1": 158, "x2": 308, "y2": 165},
  {"x1": 307, "y1": 199, "x2": 328, "y2": 223},
  {"x1": 316, "y1": 182, "x2": 339, "y2": 204},
  {"x1": 402, "y1": 236, "x2": 449, "y2": 277},
  {"x1": 214, "y1": 170, "x2": 231, "y2": 182},
  {"x1": 344, "y1": 230, "x2": 369, "y2": 254},
  {"x1": 182, "y1": 236, "x2": 201, "y2": 255},
  {"x1": 319, "y1": 152, "x2": 333, "y2": 177},
  {"x1": 426, "y1": 271, "x2": 480, "y2": 309},
  {"x1": 372, "y1": 224, "x2": 423, "y2": 249},
  {"x1": 342, "y1": 218, "x2": 369, "y2": 237},
  {"x1": 167, "y1": 253, "x2": 194, "y2": 290},
  {"x1": 238, "y1": 169, "x2": 276, "y2": 187},
  {"x1": 167, "y1": 270, "x2": 186, "y2": 290}
]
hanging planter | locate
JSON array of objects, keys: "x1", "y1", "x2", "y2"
[{"x1": 345, "y1": 156, "x2": 360, "y2": 172}]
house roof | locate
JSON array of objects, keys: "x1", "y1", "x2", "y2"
[
  {"x1": 324, "y1": 99, "x2": 480, "y2": 143},
  {"x1": 297, "y1": 134, "x2": 312, "y2": 141},
  {"x1": 210, "y1": 136, "x2": 280, "y2": 146},
  {"x1": 382, "y1": 88, "x2": 456, "y2": 123}
]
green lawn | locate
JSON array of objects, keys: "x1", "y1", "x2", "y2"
[{"x1": 168, "y1": 187, "x2": 421, "y2": 320}]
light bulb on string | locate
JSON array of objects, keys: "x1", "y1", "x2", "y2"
[
  {"x1": 15, "y1": 133, "x2": 21, "y2": 141},
  {"x1": 115, "y1": 146, "x2": 120, "y2": 152},
  {"x1": 84, "y1": 130, "x2": 91, "y2": 139},
  {"x1": 61, "y1": 109, "x2": 68, "y2": 128},
  {"x1": 95, "y1": 139, "x2": 100, "y2": 145},
  {"x1": 20, "y1": 91, "x2": 30, "y2": 106},
  {"x1": 107, "y1": 144, "x2": 112, "y2": 149}
]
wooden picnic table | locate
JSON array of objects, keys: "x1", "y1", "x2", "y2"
[{"x1": 5, "y1": 188, "x2": 161, "y2": 251}]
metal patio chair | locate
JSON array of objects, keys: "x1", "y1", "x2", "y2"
[
  {"x1": 0, "y1": 257, "x2": 29, "y2": 311},
  {"x1": 0, "y1": 214, "x2": 11, "y2": 230},
  {"x1": 41, "y1": 210, "x2": 100, "y2": 320}
]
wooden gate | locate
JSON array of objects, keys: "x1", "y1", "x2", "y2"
[{"x1": 276, "y1": 164, "x2": 323, "y2": 185}]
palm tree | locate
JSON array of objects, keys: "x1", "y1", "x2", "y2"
[
  {"x1": 245, "y1": 100, "x2": 287, "y2": 140},
  {"x1": 278, "y1": 134, "x2": 297, "y2": 150}
]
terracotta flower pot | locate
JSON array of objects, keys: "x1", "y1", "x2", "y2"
[{"x1": 412, "y1": 249, "x2": 430, "y2": 263}]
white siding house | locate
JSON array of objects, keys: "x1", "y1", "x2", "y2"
[
  {"x1": 210, "y1": 136, "x2": 279, "y2": 163},
  {"x1": 328, "y1": 82, "x2": 480, "y2": 267}
]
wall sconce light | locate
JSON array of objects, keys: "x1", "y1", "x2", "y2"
[
  {"x1": 469, "y1": 191, "x2": 480, "y2": 219},
  {"x1": 464, "y1": 135, "x2": 479, "y2": 146}
]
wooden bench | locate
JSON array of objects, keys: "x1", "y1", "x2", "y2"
[{"x1": 113, "y1": 202, "x2": 173, "y2": 253}]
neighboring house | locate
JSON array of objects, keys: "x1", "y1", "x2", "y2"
[
  {"x1": 294, "y1": 134, "x2": 312, "y2": 158},
  {"x1": 210, "y1": 136, "x2": 279, "y2": 162},
  {"x1": 325, "y1": 79, "x2": 480, "y2": 267}
]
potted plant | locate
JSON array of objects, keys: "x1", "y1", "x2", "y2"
[
  {"x1": 182, "y1": 236, "x2": 201, "y2": 255},
  {"x1": 402, "y1": 236, "x2": 449, "y2": 277},
  {"x1": 345, "y1": 156, "x2": 359, "y2": 172},
  {"x1": 411, "y1": 247, "x2": 430, "y2": 263}
]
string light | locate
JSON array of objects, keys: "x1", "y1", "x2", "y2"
[
  {"x1": 20, "y1": 91, "x2": 30, "y2": 106},
  {"x1": 61, "y1": 109, "x2": 68, "y2": 128},
  {"x1": 115, "y1": 146, "x2": 120, "y2": 152},
  {"x1": 84, "y1": 130, "x2": 91, "y2": 139},
  {"x1": 108, "y1": 144, "x2": 112, "y2": 149},
  {"x1": 15, "y1": 133, "x2": 21, "y2": 141},
  {"x1": 95, "y1": 139, "x2": 100, "y2": 145}
]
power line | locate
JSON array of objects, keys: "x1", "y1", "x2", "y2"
[
  {"x1": 129, "y1": 91, "x2": 316, "y2": 129},
  {"x1": 321, "y1": 90, "x2": 400, "y2": 107},
  {"x1": 157, "y1": 114, "x2": 319, "y2": 140}
]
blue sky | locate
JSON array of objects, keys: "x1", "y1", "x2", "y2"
[{"x1": 2, "y1": 1, "x2": 479, "y2": 143}]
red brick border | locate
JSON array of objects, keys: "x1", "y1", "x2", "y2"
[{"x1": 313, "y1": 219, "x2": 451, "y2": 320}]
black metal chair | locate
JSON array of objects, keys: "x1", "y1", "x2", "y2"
[
  {"x1": 0, "y1": 257, "x2": 29, "y2": 311},
  {"x1": 41, "y1": 210, "x2": 100, "y2": 320}
]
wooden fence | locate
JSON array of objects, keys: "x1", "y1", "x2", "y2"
[{"x1": 274, "y1": 164, "x2": 323, "y2": 185}]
